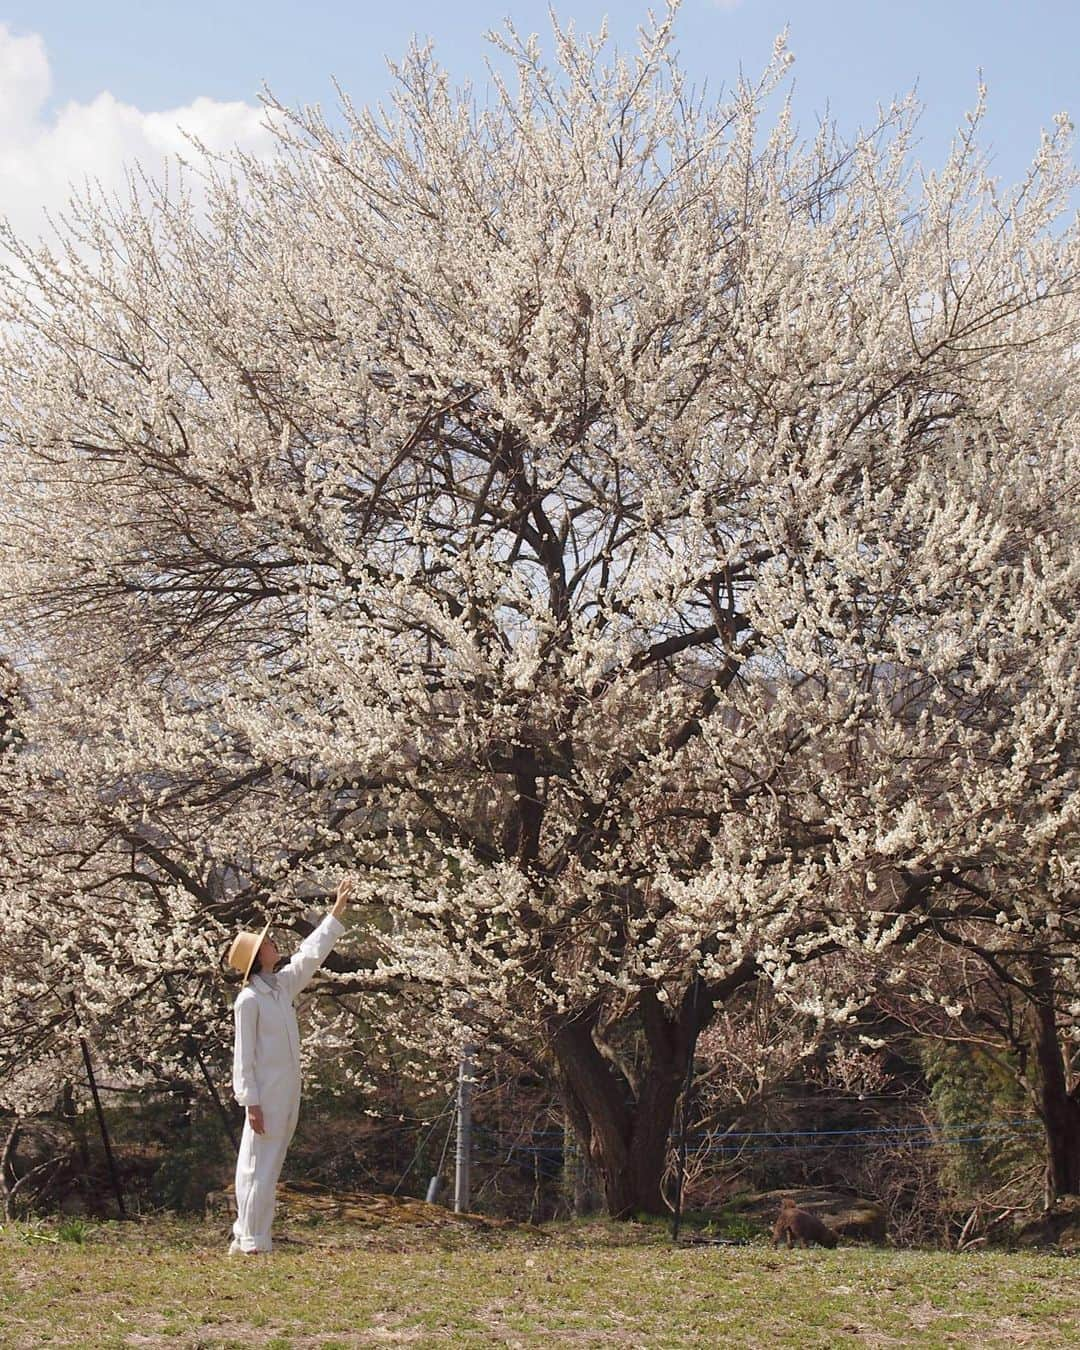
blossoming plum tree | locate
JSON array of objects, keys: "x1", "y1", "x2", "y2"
[{"x1": 0, "y1": 6, "x2": 1076, "y2": 1214}]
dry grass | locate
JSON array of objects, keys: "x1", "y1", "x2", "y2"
[{"x1": 0, "y1": 1210, "x2": 1077, "y2": 1348}]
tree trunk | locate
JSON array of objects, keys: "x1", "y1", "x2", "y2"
[
  {"x1": 550, "y1": 984, "x2": 707, "y2": 1218},
  {"x1": 551, "y1": 1011, "x2": 636, "y2": 1216},
  {"x1": 1030, "y1": 959, "x2": 1080, "y2": 1200}
]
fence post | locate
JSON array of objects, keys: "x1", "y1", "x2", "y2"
[
  {"x1": 671, "y1": 976, "x2": 701, "y2": 1243},
  {"x1": 454, "y1": 1038, "x2": 474, "y2": 1213},
  {"x1": 562, "y1": 1109, "x2": 599, "y2": 1216}
]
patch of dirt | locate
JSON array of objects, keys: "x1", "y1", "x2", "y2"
[
  {"x1": 1014, "y1": 1196, "x2": 1080, "y2": 1252},
  {"x1": 205, "y1": 1177, "x2": 547, "y2": 1236}
]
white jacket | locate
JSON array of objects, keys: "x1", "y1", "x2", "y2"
[{"x1": 232, "y1": 911, "x2": 344, "y2": 1108}]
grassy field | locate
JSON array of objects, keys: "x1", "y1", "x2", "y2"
[{"x1": 0, "y1": 1212, "x2": 1077, "y2": 1349}]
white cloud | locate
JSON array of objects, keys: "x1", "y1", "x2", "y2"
[{"x1": 0, "y1": 23, "x2": 279, "y2": 244}]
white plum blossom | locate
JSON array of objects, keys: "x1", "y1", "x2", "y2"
[{"x1": 0, "y1": 5, "x2": 1077, "y2": 1213}]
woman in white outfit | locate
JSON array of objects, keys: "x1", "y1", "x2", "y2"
[{"x1": 225, "y1": 877, "x2": 352, "y2": 1254}]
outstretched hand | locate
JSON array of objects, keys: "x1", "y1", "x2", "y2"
[{"x1": 331, "y1": 875, "x2": 354, "y2": 919}]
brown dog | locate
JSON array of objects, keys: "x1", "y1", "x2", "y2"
[{"x1": 771, "y1": 1196, "x2": 839, "y2": 1248}]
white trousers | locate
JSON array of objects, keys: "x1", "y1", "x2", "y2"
[{"x1": 231, "y1": 1089, "x2": 300, "y2": 1253}]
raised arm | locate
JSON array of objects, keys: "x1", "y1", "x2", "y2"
[{"x1": 275, "y1": 876, "x2": 352, "y2": 1002}]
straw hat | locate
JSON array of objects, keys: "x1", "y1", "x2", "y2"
[{"x1": 226, "y1": 918, "x2": 272, "y2": 982}]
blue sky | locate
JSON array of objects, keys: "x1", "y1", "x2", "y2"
[{"x1": 0, "y1": 2, "x2": 1076, "y2": 239}]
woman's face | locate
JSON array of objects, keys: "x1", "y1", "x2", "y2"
[{"x1": 256, "y1": 934, "x2": 280, "y2": 972}]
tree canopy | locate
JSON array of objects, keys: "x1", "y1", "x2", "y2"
[{"x1": 0, "y1": 7, "x2": 1077, "y2": 1213}]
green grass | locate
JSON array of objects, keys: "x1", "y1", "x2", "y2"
[{"x1": 0, "y1": 1214, "x2": 1076, "y2": 1348}]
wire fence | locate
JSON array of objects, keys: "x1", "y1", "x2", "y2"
[
  {"x1": 465, "y1": 1118, "x2": 1043, "y2": 1154},
  {"x1": 4, "y1": 1070, "x2": 1048, "y2": 1223}
]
